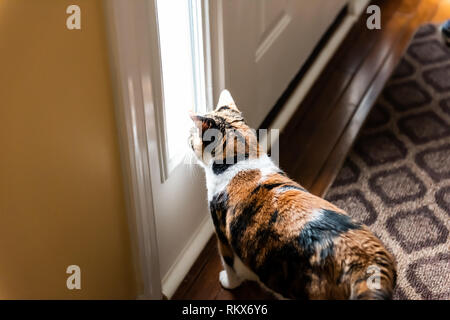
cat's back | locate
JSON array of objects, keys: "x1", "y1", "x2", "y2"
[{"x1": 213, "y1": 163, "x2": 396, "y2": 299}]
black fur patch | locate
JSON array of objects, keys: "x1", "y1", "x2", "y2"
[
  {"x1": 229, "y1": 198, "x2": 262, "y2": 257},
  {"x1": 212, "y1": 154, "x2": 249, "y2": 175},
  {"x1": 256, "y1": 209, "x2": 359, "y2": 299},
  {"x1": 247, "y1": 210, "x2": 279, "y2": 268},
  {"x1": 212, "y1": 161, "x2": 234, "y2": 175},
  {"x1": 217, "y1": 105, "x2": 242, "y2": 116},
  {"x1": 217, "y1": 105, "x2": 231, "y2": 112},
  {"x1": 251, "y1": 183, "x2": 306, "y2": 195},
  {"x1": 355, "y1": 289, "x2": 391, "y2": 300},
  {"x1": 209, "y1": 191, "x2": 229, "y2": 245},
  {"x1": 202, "y1": 131, "x2": 220, "y2": 150},
  {"x1": 269, "y1": 210, "x2": 279, "y2": 224},
  {"x1": 298, "y1": 209, "x2": 361, "y2": 260},
  {"x1": 250, "y1": 183, "x2": 284, "y2": 195},
  {"x1": 262, "y1": 183, "x2": 286, "y2": 191},
  {"x1": 256, "y1": 242, "x2": 311, "y2": 299},
  {"x1": 223, "y1": 255, "x2": 234, "y2": 267}
]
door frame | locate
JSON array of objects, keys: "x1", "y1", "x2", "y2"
[
  {"x1": 103, "y1": 0, "x2": 221, "y2": 299},
  {"x1": 104, "y1": 0, "x2": 163, "y2": 299},
  {"x1": 208, "y1": 0, "x2": 226, "y2": 104}
]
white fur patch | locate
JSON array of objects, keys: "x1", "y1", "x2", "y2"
[
  {"x1": 309, "y1": 209, "x2": 323, "y2": 222},
  {"x1": 204, "y1": 154, "x2": 278, "y2": 201},
  {"x1": 219, "y1": 270, "x2": 242, "y2": 289}
]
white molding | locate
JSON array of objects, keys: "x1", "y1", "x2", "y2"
[
  {"x1": 144, "y1": 0, "x2": 171, "y2": 184},
  {"x1": 209, "y1": 0, "x2": 226, "y2": 104},
  {"x1": 201, "y1": 0, "x2": 214, "y2": 110},
  {"x1": 162, "y1": 215, "x2": 215, "y2": 298},
  {"x1": 160, "y1": 0, "x2": 213, "y2": 178},
  {"x1": 104, "y1": 0, "x2": 162, "y2": 299},
  {"x1": 255, "y1": 13, "x2": 292, "y2": 63},
  {"x1": 348, "y1": 0, "x2": 371, "y2": 16}
]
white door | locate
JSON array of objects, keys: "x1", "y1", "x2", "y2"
[{"x1": 215, "y1": 0, "x2": 348, "y2": 128}]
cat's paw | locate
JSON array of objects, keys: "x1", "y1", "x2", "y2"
[{"x1": 219, "y1": 270, "x2": 242, "y2": 289}]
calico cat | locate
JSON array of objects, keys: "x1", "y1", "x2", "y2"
[{"x1": 189, "y1": 90, "x2": 396, "y2": 300}]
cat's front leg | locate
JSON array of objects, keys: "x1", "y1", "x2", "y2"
[
  {"x1": 218, "y1": 240, "x2": 243, "y2": 289},
  {"x1": 219, "y1": 262, "x2": 243, "y2": 289}
]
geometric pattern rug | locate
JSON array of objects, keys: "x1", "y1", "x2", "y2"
[{"x1": 325, "y1": 23, "x2": 450, "y2": 300}]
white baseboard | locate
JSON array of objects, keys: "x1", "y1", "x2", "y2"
[
  {"x1": 349, "y1": 0, "x2": 371, "y2": 16},
  {"x1": 161, "y1": 214, "x2": 215, "y2": 298}
]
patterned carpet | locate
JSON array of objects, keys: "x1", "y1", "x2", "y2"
[{"x1": 325, "y1": 23, "x2": 450, "y2": 300}]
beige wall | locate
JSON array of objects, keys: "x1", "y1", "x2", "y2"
[{"x1": 0, "y1": 0, "x2": 136, "y2": 298}]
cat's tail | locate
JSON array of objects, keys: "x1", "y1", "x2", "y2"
[{"x1": 349, "y1": 262, "x2": 397, "y2": 300}]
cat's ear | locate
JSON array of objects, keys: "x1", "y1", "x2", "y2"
[
  {"x1": 216, "y1": 89, "x2": 240, "y2": 112},
  {"x1": 190, "y1": 114, "x2": 217, "y2": 133}
]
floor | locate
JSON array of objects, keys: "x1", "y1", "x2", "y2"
[
  {"x1": 324, "y1": 22, "x2": 450, "y2": 300},
  {"x1": 173, "y1": 0, "x2": 450, "y2": 300}
]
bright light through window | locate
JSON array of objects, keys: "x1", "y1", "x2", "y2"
[{"x1": 156, "y1": 0, "x2": 208, "y2": 170}]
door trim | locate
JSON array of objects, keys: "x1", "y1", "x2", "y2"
[
  {"x1": 105, "y1": 0, "x2": 219, "y2": 299},
  {"x1": 104, "y1": 0, "x2": 162, "y2": 299},
  {"x1": 209, "y1": 0, "x2": 226, "y2": 103}
]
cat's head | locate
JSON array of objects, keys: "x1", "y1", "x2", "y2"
[{"x1": 189, "y1": 90, "x2": 262, "y2": 167}]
